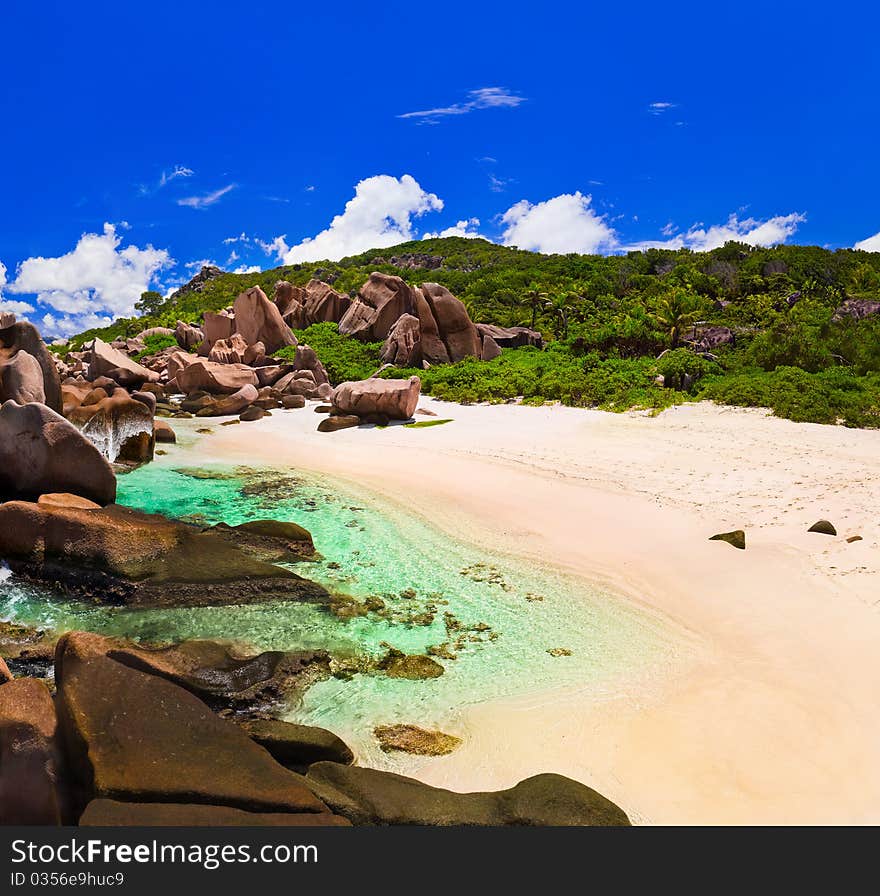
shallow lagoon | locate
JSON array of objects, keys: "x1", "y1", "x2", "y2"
[{"x1": 0, "y1": 441, "x2": 682, "y2": 768}]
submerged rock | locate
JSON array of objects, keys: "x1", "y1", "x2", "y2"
[
  {"x1": 305, "y1": 764, "x2": 630, "y2": 826},
  {"x1": 377, "y1": 647, "x2": 444, "y2": 680},
  {"x1": 374, "y1": 724, "x2": 461, "y2": 756}
]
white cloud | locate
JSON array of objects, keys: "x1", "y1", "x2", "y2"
[
  {"x1": 233, "y1": 264, "x2": 261, "y2": 274},
  {"x1": 184, "y1": 258, "x2": 217, "y2": 272},
  {"x1": 854, "y1": 231, "x2": 880, "y2": 252},
  {"x1": 159, "y1": 165, "x2": 194, "y2": 187},
  {"x1": 279, "y1": 174, "x2": 444, "y2": 264},
  {"x1": 177, "y1": 184, "x2": 236, "y2": 209},
  {"x1": 625, "y1": 213, "x2": 806, "y2": 252},
  {"x1": 422, "y1": 218, "x2": 484, "y2": 240},
  {"x1": 223, "y1": 232, "x2": 250, "y2": 245},
  {"x1": 399, "y1": 87, "x2": 525, "y2": 123},
  {"x1": 0, "y1": 260, "x2": 36, "y2": 316},
  {"x1": 8, "y1": 223, "x2": 172, "y2": 336},
  {"x1": 500, "y1": 192, "x2": 618, "y2": 254},
  {"x1": 649, "y1": 101, "x2": 677, "y2": 114},
  {"x1": 256, "y1": 235, "x2": 290, "y2": 259}
]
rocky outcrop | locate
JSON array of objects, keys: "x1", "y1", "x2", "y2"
[
  {"x1": 66, "y1": 389, "x2": 155, "y2": 464},
  {"x1": 419, "y1": 282, "x2": 482, "y2": 362},
  {"x1": 0, "y1": 677, "x2": 67, "y2": 823},
  {"x1": 208, "y1": 332, "x2": 251, "y2": 365},
  {"x1": 87, "y1": 338, "x2": 159, "y2": 386},
  {"x1": 374, "y1": 724, "x2": 461, "y2": 756},
  {"x1": 685, "y1": 325, "x2": 735, "y2": 352},
  {"x1": 174, "y1": 320, "x2": 204, "y2": 351},
  {"x1": 0, "y1": 318, "x2": 63, "y2": 411},
  {"x1": 833, "y1": 299, "x2": 880, "y2": 322},
  {"x1": 55, "y1": 641, "x2": 331, "y2": 817},
  {"x1": 481, "y1": 334, "x2": 502, "y2": 361},
  {"x1": 305, "y1": 764, "x2": 631, "y2": 826},
  {"x1": 0, "y1": 500, "x2": 329, "y2": 608},
  {"x1": 201, "y1": 310, "x2": 235, "y2": 352},
  {"x1": 79, "y1": 799, "x2": 350, "y2": 826},
  {"x1": 165, "y1": 264, "x2": 224, "y2": 303},
  {"x1": 0, "y1": 400, "x2": 116, "y2": 504},
  {"x1": 332, "y1": 376, "x2": 421, "y2": 421},
  {"x1": 176, "y1": 359, "x2": 259, "y2": 395},
  {"x1": 193, "y1": 383, "x2": 259, "y2": 417},
  {"x1": 377, "y1": 647, "x2": 444, "y2": 679},
  {"x1": 339, "y1": 273, "x2": 418, "y2": 341},
  {"x1": 0, "y1": 349, "x2": 46, "y2": 404},
  {"x1": 233, "y1": 286, "x2": 297, "y2": 354},
  {"x1": 273, "y1": 281, "x2": 308, "y2": 329},
  {"x1": 380, "y1": 314, "x2": 422, "y2": 367},
  {"x1": 304, "y1": 279, "x2": 351, "y2": 324},
  {"x1": 239, "y1": 719, "x2": 355, "y2": 772},
  {"x1": 476, "y1": 323, "x2": 543, "y2": 349}
]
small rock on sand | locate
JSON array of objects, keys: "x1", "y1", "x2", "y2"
[
  {"x1": 373, "y1": 724, "x2": 461, "y2": 756},
  {"x1": 808, "y1": 520, "x2": 837, "y2": 536},
  {"x1": 709, "y1": 529, "x2": 746, "y2": 550}
]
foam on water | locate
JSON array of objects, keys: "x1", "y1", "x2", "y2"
[{"x1": 0, "y1": 450, "x2": 685, "y2": 769}]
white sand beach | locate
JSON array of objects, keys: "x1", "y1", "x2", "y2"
[{"x1": 193, "y1": 399, "x2": 880, "y2": 825}]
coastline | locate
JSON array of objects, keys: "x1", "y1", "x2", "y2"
[{"x1": 169, "y1": 400, "x2": 880, "y2": 824}]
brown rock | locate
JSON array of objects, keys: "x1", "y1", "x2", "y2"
[
  {"x1": 0, "y1": 677, "x2": 65, "y2": 823},
  {"x1": 374, "y1": 724, "x2": 461, "y2": 756},
  {"x1": 176, "y1": 359, "x2": 259, "y2": 394},
  {"x1": 377, "y1": 647, "x2": 444, "y2": 680},
  {"x1": 0, "y1": 349, "x2": 46, "y2": 404},
  {"x1": 0, "y1": 401, "x2": 116, "y2": 504},
  {"x1": 240, "y1": 719, "x2": 355, "y2": 770},
  {"x1": 79, "y1": 799, "x2": 349, "y2": 826},
  {"x1": 239, "y1": 406, "x2": 266, "y2": 422},
  {"x1": 333, "y1": 376, "x2": 420, "y2": 421},
  {"x1": 0, "y1": 319, "x2": 63, "y2": 412},
  {"x1": 87, "y1": 337, "x2": 159, "y2": 385},
  {"x1": 175, "y1": 320, "x2": 204, "y2": 351},
  {"x1": 37, "y1": 493, "x2": 101, "y2": 511},
  {"x1": 476, "y1": 323, "x2": 544, "y2": 349},
  {"x1": 66, "y1": 390, "x2": 155, "y2": 464},
  {"x1": 154, "y1": 419, "x2": 176, "y2": 443},
  {"x1": 380, "y1": 313, "x2": 422, "y2": 366},
  {"x1": 208, "y1": 332, "x2": 250, "y2": 364},
  {"x1": 274, "y1": 281, "x2": 308, "y2": 329},
  {"x1": 55, "y1": 645, "x2": 329, "y2": 816},
  {"x1": 339, "y1": 272, "x2": 418, "y2": 340},
  {"x1": 709, "y1": 530, "x2": 746, "y2": 550},
  {"x1": 233, "y1": 286, "x2": 297, "y2": 354},
  {"x1": 282, "y1": 394, "x2": 306, "y2": 409},
  {"x1": 808, "y1": 519, "x2": 837, "y2": 536},
  {"x1": 304, "y1": 279, "x2": 351, "y2": 324},
  {"x1": 201, "y1": 310, "x2": 235, "y2": 351},
  {"x1": 481, "y1": 334, "x2": 502, "y2": 361},
  {"x1": 317, "y1": 414, "x2": 360, "y2": 432},
  {"x1": 419, "y1": 282, "x2": 482, "y2": 362}
]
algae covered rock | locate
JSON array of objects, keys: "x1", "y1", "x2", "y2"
[
  {"x1": 377, "y1": 647, "x2": 444, "y2": 680},
  {"x1": 709, "y1": 529, "x2": 746, "y2": 550},
  {"x1": 374, "y1": 724, "x2": 461, "y2": 756}
]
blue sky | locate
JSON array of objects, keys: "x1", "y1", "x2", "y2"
[{"x1": 1, "y1": 0, "x2": 878, "y2": 336}]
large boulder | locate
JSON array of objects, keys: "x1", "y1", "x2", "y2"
[
  {"x1": 0, "y1": 401, "x2": 116, "y2": 504},
  {"x1": 0, "y1": 501, "x2": 329, "y2": 608},
  {"x1": 201, "y1": 310, "x2": 235, "y2": 351},
  {"x1": 58, "y1": 632, "x2": 330, "y2": 714},
  {"x1": 54, "y1": 642, "x2": 331, "y2": 817},
  {"x1": 176, "y1": 359, "x2": 259, "y2": 394},
  {"x1": 333, "y1": 376, "x2": 421, "y2": 421},
  {"x1": 175, "y1": 320, "x2": 204, "y2": 350},
  {"x1": 304, "y1": 279, "x2": 351, "y2": 324},
  {"x1": 476, "y1": 323, "x2": 544, "y2": 349},
  {"x1": 208, "y1": 332, "x2": 250, "y2": 364},
  {"x1": 80, "y1": 799, "x2": 350, "y2": 826},
  {"x1": 274, "y1": 281, "x2": 308, "y2": 329},
  {"x1": 233, "y1": 286, "x2": 297, "y2": 354},
  {"x1": 339, "y1": 273, "x2": 418, "y2": 340},
  {"x1": 87, "y1": 338, "x2": 159, "y2": 385},
  {"x1": 0, "y1": 349, "x2": 46, "y2": 404},
  {"x1": 66, "y1": 389, "x2": 155, "y2": 464},
  {"x1": 305, "y1": 764, "x2": 630, "y2": 826},
  {"x1": 419, "y1": 282, "x2": 482, "y2": 362},
  {"x1": 0, "y1": 319, "x2": 63, "y2": 411},
  {"x1": 0, "y1": 677, "x2": 66, "y2": 823},
  {"x1": 195, "y1": 383, "x2": 259, "y2": 417},
  {"x1": 481, "y1": 334, "x2": 502, "y2": 361},
  {"x1": 380, "y1": 314, "x2": 422, "y2": 367},
  {"x1": 239, "y1": 719, "x2": 355, "y2": 772}
]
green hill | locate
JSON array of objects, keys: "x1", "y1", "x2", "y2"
[{"x1": 60, "y1": 237, "x2": 880, "y2": 427}]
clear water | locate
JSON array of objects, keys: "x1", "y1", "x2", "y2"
[{"x1": 0, "y1": 435, "x2": 682, "y2": 769}]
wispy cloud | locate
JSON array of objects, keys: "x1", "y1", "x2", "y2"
[
  {"x1": 489, "y1": 173, "x2": 509, "y2": 193},
  {"x1": 138, "y1": 165, "x2": 194, "y2": 195},
  {"x1": 648, "y1": 101, "x2": 677, "y2": 115},
  {"x1": 177, "y1": 184, "x2": 236, "y2": 209},
  {"x1": 399, "y1": 87, "x2": 525, "y2": 124}
]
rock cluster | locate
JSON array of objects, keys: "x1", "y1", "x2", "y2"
[{"x1": 0, "y1": 629, "x2": 630, "y2": 826}]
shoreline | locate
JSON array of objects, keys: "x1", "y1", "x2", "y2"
[{"x1": 169, "y1": 400, "x2": 879, "y2": 824}]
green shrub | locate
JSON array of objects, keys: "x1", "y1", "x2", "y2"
[{"x1": 133, "y1": 332, "x2": 178, "y2": 361}]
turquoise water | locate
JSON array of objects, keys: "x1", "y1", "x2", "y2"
[{"x1": 0, "y1": 435, "x2": 682, "y2": 768}]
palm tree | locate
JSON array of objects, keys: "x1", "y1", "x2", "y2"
[
  {"x1": 650, "y1": 289, "x2": 705, "y2": 348},
  {"x1": 520, "y1": 286, "x2": 548, "y2": 329},
  {"x1": 544, "y1": 293, "x2": 577, "y2": 340}
]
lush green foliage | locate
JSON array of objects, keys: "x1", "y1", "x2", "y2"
[
  {"x1": 61, "y1": 236, "x2": 880, "y2": 427},
  {"x1": 133, "y1": 332, "x2": 178, "y2": 361}
]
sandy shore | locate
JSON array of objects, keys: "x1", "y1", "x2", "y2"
[{"x1": 184, "y1": 399, "x2": 880, "y2": 824}]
